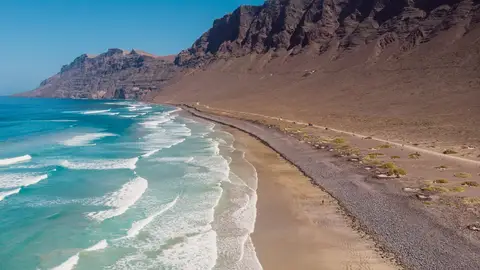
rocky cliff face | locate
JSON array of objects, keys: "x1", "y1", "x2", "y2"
[
  {"x1": 176, "y1": 0, "x2": 480, "y2": 67},
  {"x1": 22, "y1": 49, "x2": 178, "y2": 100}
]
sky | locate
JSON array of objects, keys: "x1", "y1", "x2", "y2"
[{"x1": 0, "y1": 0, "x2": 265, "y2": 95}]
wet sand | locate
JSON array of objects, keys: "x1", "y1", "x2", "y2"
[{"x1": 226, "y1": 127, "x2": 397, "y2": 270}]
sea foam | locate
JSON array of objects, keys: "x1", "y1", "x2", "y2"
[
  {"x1": 0, "y1": 173, "x2": 48, "y2": 189},
  {"x1": 60, "y1": 157, "x2": 138, "y2": 170},
  {"x1": 51, "y1": 240, "x2": 108, "y2": 270},
  {"x1": 82, "y1": 109, "x2": 111, "y2": 115},
  {"x1": 124, "y1": 196, "x2": 179, "y2": 238},
  {"x1": 0, "y1": 155, "x2": 32, "y2": 166},
  {"x1": 87, "y1": 176, "x2": 148, "y2": 221},
  {"x1": 63, "y1": 133, "x2": 117, "y2": 147},
  {"x1": 0, "y1": 188, "x2": 21, "y2": 201}
]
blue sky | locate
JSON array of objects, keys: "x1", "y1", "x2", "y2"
[{"x1": 0, "y1": 0, "x2": 264, "y2": 95}]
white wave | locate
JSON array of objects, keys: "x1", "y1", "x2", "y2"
[
  {"x1": 87, "y1": 176, "x2": 148, "y2": 221},
  {"x1": 125, "y1": 196, "x2": 179, "y2": 238},
  {"x1": 142, "y1": 137, "x2": 186, "y2": 152},
  {"x1": 0, "y1": 155, "x2": 31, "y2": 166},
  {"x1": 63, "y1": 133, "x2": 117, "y2": 147},
  {"x1": 51, "y1": 240, "x2": 108, "y2": 270},
  {"x1": 43, "y1": 120, "x2": 78, "y2": 123},
  {"x1": 51, "y1": 253, "x2": 79, "y2": 270},
  {"x1": 141, "y1": 149, "x2": 160, "y2": 158},
  {"x1": 0, "y1": 188, "x2": 21, "y2": 201},
  {"x1": 128, "y1": 106, "x2": 152, "y2": 112},
  {"x1": 140, "y1": 117, "x2": 173, "y2": 129},
  {"x1": 119, "y1": 114, "x2": 139, "y2": 118},
  {"x1": 82, "y1": 109, "x2": 111, "y2": 115},
  {"x1": 152, "y1": 157, "x2": 194, "y2": 163},
  {"x1": 0, "y1": 173, "x2": 48, "y2": 189},
  {"x1": 102, "y1": 112, "x2": 120, "y2": 116},
  {"x1": 104, "y1": 101, "x2": 135, "y2": 106},
  {"x1": 60, "y1": 157, "x2": 138, "y2": 170},
  {"x1": 85, "y1": 239, "x2": 108, "y2": 251}
]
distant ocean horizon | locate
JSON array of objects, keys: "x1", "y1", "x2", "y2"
[{"x1": 0, "y1": 97, "x2": 261, "y2": 270}]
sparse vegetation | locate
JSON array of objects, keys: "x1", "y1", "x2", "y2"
[
  {"x1": 332, "y1": 138, "x2": 346, "y2": 144},
  {"x1": 379, "y1": 144, "x2": 392, "y2": 149},
  {"x1": 409, "y1": 152, "x2": 421, "y2": 159},
  {"x1": 362, "y1": 158, "x2": 382, "y2": 165},
  {"x1": 462, "y1": 181, "x2": 479, "y2": 187},
  {"x1": 463, "y1": 197, "x2": 480, "y2": 205},
  {"x1": 443, "y1": 149, "x2": 458, "y2": 155},
  {"x1": 390, "y1": 155, "x2": 401, "y2": 159},
  {"x1": 367, "y1": 153, "x2": 385, "y2": 159},
  {"x1": 380, "y1": 162, "x2": 407, "y2": 177},
  {"x1": 381, "y1": 162, "x2": 396, "y2": 169},
  {"x1": 454, "y1": 172, "x2": 472, "y2": 178},
  {"x1": 422, "y1": 185, "x2": 450, "y2": 193},
  {"x1": 434, "y1": 179, "x2": 449, "y2": 184},
  {"x1": 391, "y1": 167, "x2": 407, "y2": 177},
  {"x1": 450, "y1": 186, "x2": 466, "y2": 193}
]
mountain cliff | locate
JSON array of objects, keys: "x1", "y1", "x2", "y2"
[
  {"x1": 20, "y1": 49, "x2": 177, "y2": 100},
  {"x1": 176, "y1": 0, "x2": 480, "y2": 67}
]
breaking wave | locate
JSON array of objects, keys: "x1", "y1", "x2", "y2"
[
  {"x1": 60, "y1": 158, "x2": 138, "y2": 170},
  {"x1": 86, "y1": 176, "x2": 148, "y2": 221},
  {"x1": 62, "y1": 133, "x2": 117, "y2": 147},
  {"x1": 0, "y1": 155, "x2": 32, "y2": 166}
]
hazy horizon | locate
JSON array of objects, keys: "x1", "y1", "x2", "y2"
[{"x1": 0, "y1": 0, "x2": 264, "y2": 95}]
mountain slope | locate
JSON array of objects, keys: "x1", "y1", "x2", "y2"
[
  {"x1": 155, "y1": 0, "x2": 480, "y2": 151},
  {"x1": 20, "y1": 49, "x2": 178, "y2": 100}
]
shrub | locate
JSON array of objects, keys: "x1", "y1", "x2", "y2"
[
  {"x1": 443, "y1": 149, "x2": 458, "y2": 155},
  {"x1": 454, "y1": 172, "x2": 472, "y2": 178},
  {"x1": 451, "y1": 186, "x2": 466, "y2": 192},
  {"x1": 381, "y1": 162, "x2": 397, "y2": 169},
  {"x1": 332, "y1": 138, "x2": 346, "y2": 144},
  {"x1": 379, "y1": 144, "x2": 392, "y2": 149},
  {"x1": 462, "y1": 181, "x2": 479, "y2": 187},
  {"x1": 434, "y1": 179, "x2": 449, "y2": 184},
  {"x1": 422, "y1": 185, "x2": 449, "y2": 193},
  {"x1": 367, "y1": 153, "x2": 384, "y2": 159},
  {"x1": 409, "y1": 152, "x2": 421, "y2": 159},
  {"x1": 391, "y1": 155, "x2": 401, "y2": 159}
]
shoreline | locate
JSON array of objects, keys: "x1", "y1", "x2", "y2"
[
  {"x1": 181, "y1": 106, "x2": 480, "y2": 270},
  {"x1": 227, "y1": 127, "x2": 397, "y2": 270}
]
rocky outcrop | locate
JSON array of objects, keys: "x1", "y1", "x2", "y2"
[
  {"x1": 21, "y1": 49, "x2": 178, "y2": 100},
  {"x1": 176, "y1": 0, "x2": 480, "y2": 67}
]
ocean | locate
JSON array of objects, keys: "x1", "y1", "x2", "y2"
[{"x1": 0, "y1": 97, "x2": 261, "y2": 270}]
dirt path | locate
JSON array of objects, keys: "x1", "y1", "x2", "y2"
[{"x1": 195, "y1": 104, "x2": 480, "y2": 166}]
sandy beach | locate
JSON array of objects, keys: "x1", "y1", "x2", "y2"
[
  {"x1": 183, "y1": 106, "x2": 480, "y2": 270},
  {"x1": 227, "y1": 127, "x2": 397, "y2": 270}
]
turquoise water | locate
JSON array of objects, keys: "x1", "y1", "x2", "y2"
[{"x1": 0, "y1": 97, "x2": 261, "y2": 270}]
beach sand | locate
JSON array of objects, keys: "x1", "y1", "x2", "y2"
[{"x1": 227, "y1": 127, "x2": 397, "y2": 270}]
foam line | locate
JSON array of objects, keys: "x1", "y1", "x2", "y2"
[
  {"x1": 0, "y1": 188, "x2": 21, "y2": 201},
  {"x1": 124, "y1": 196, "x2": 179, "y2": 238},
  {"x1": 86, "y1": 176, "x2": 148, "y2": 221},
  {"x1": 0, "y1": 155, "x2": 32, "y2": 166}
]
